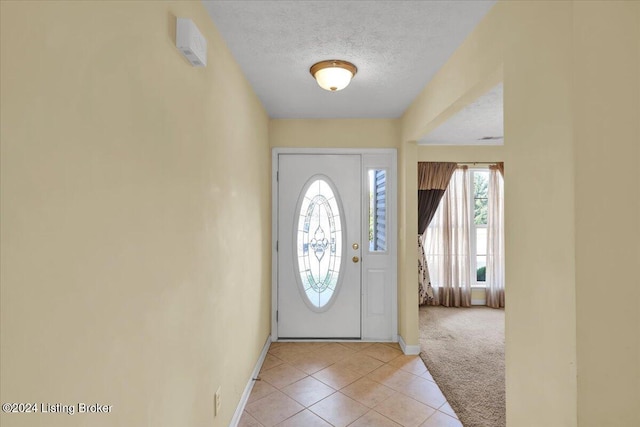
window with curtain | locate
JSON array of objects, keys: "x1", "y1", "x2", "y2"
[
  {"x1": 471, "y1": 170, "x2": 489, "y2": 286},
  {"x1": 423, "y1": 165, "x2": 505, "y2": 308}
]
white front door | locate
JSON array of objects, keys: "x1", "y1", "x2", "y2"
[{"x1": 277, "y1": 154, "x2": 361, "y2": 338}]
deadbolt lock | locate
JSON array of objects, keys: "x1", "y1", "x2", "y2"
[{"x1": 352, "y1": 243, "x2": 359, "y2": 250}]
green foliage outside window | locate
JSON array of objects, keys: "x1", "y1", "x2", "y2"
[
  {"x1": 477, "y1": 266, "x2": 486, "y2": 282},
  {"x1": 474, "y1": 172, "x2": 488, "y2": 225}
]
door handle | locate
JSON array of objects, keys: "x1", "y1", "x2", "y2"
[{"x1": 352, "y1": 256, "x2": 360, "y2": 263}]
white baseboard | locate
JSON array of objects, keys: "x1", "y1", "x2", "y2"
[
  {"x1": 229, "y1": 335, "x2": 271, "y2": 427},
  {"x1": 398, "y1": 335, "x2": 420, "y2": 355}
]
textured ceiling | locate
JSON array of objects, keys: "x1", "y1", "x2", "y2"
[
  {"x1": 203, "y1": 0, "x2": 496, "y2": 119},
  {"x1": 419, "y1": 83, "x2": 503, "y2": 145}
]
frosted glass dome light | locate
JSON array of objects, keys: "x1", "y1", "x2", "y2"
[{"x1": 310, "y1": 60, "x2": 358, "y2": 92}]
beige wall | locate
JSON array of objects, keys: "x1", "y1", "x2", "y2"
[
  {"x1": 573, "y1": 2, "x2": 639, "y2": 426},
  {"x1": 397, "y1": 140, "x2": 418, "y2": 345},
  {"x1": 269, "y1": 119, "x2": 399, "y2": 149},
  {"x1": 0, "y1": 2, "x2": 270, "y2": 427},
  {"x1": 402, "y1": 1, "x2": 639, "y2": 426}
]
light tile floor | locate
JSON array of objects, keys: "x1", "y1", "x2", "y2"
[{"x1": 239, "y1": 342, "x2": 462, "y2": 427}]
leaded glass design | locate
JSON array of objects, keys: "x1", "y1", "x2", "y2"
[{"x1": 296, "y1": 178, "x2": 343, "y2": 309}]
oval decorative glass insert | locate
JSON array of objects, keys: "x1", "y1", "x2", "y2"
[{"x1": 296, "y1": 178, "x2": 343, "y2": 309}]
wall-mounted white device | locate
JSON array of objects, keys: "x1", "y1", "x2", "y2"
[{"x1": 176, "y1": 18, "x2": 207, "y2": 67}]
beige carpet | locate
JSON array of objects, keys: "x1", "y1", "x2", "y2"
[{"x1": 419, "y1": 305, "x2": 505, "y2": 427}]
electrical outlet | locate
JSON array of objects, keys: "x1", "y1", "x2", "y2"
[{"x1": 214, "y1": 387, "x2": 221, "y2": 416}]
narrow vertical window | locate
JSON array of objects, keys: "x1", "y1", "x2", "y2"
[
  {"x1": 368, "y1": 169, "x2": 387, "y2": 252},
  {"x1": 296, "y1": 178, "x2": 343, "y2": 309},
  {"x1": 472, "y1": 170, "x2": 489, "y2": 283}
]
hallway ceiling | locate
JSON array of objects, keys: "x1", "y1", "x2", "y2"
[{"x1": 203, "y1": 0, "x2": 496, "y2": 120}]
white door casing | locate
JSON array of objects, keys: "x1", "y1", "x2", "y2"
[{"x1": 272, "y1": 149, "x2": 397, "y2": 341}]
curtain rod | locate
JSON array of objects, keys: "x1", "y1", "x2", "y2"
[{"x1": 456, "y1": 162, "x2": 499, "y2": 165}]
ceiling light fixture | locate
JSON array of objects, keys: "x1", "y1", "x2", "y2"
[{"x1": 310, "y1": 60, "x2": 358, "y2": 92}]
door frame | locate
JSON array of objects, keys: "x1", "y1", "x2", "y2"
[{"x1": 271, "y1": 148, "x2": 398, "y2": 342}]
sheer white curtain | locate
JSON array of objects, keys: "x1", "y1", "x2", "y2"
[
  {"x1": 486, "y1": 166, "x2": 505, "y2": 308},
  {"x1": 423, "y1": 167, "x2": 471, "y2": 307}
]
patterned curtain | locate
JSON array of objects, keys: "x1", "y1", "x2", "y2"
[{"x1": 417, "y1": 162, "x2": 457, "y2": 305}]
